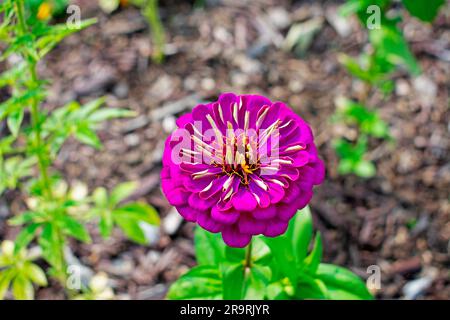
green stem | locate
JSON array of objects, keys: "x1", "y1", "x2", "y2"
[
  {"x1": 15, "y1": 0, "x2": 66, "y2": 288},
  {"x1": 15, "y1": 0, "x2": 52, "y2": 199},
  {"x1": 144, "y1": 0, "x2": 165, "y2": 63},
  {"x1": 244, "y1": 239, "x2": 252, "y2": 269}
]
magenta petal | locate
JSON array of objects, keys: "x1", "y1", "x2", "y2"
[
  {"x1": 252, "y1": 206, "x2": 277, "y2": 220},
  {"x1": 232, "y1": 187, "x2": 257, "y2": 211},
  {"x1": 222, "y1": 226, "x2": 252, "y2": 248},
  {"x1": 238, "y1": 215, "x2": 267, "y2": 235},
  {"x1": 265, "y1": 180, "x2": 285, "y2": 204},
  {"x1": 165, "y1": 188, "x2": 189, "y2": 206},
  {"x1": 277, "y1": 204, "x2": 297, "y2": 221},
  {"x1": 177, "y1": 206, "x2": 198, "y2": 222},
  {"x1": 188, "y1": 193, "x2": 215, "y2": 211},
  {"x1": 176, "y1": 113, "x2": 194, "y2": 128},
  {"x1": 248, "y1": 182, "x2": 270, "y2": 208},
  {"x1": 283, "y1": 183, "x2": 300, "y2": 204},
  {"x1": 294, "y1": 188, "x2": 313, "y2": 211},
  {"x1": 197, "y1": 212, "x2": 223, "y2": 233},
  {"x1": 199, "y1": 175, "x2": 228, "y2": 199},
  {"x1": 211, "y1": 206, "x2": 240, "y2": 225},
  {"x1": 263, "y1": 220, "x2": 289, "y2": 237}
]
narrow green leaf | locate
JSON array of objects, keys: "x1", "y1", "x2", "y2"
[
  {"x1": 12, "y1": 275, "x2": 34, "y2": 300},
  {"x1": 23, "y1": 263, "x2": 47, "y2": 286},
  {"x1": 287, "y1": 206, "x2": 313, "y2": 265},
  {"x1": 110, "y1": 181, "x2": 137, "y2": 206},
  {"x1": 303, "y1": 232, "x2": 323, "y2": 275},
  {"x1": 168, "y1": 266, "x2": 222, "y2": 300},
  {"x1": 38, "y1": 223, "x2": 64, "y2": 271},
  {"x1": 8, "y1": 211, "x2": 42, "y2": 226},
  {"x1": 74, "y1": 125, "x2": 102, "y2": 149},
  {"x1": 113, "y1": 202, "x2": 160, "y2": 226},
  {"x1": 369, "y1": 24, "x2": 421, "y2": 76},
  {"x1": 7, "y1": 109, "x2": 24, "y2": 137},
  {"x1": 113, "y1": 215, "x2": 146, "y2": 244},
  {"x1": 296, "y1": 274, "x2": 328, "y2": 299},
  {"x1": 244, "y1": 265, "x2": 272, "y2": 300},
  {"x1": 88, "y1": 108, "x2": 136, "y2": 123},
  {"x1": 99, "y1": 210, "x2": 114, "y2": 239},
  {"x1": 92, "y1": 187, "x2": 108, "y2": 208},
  {"x1": 75, "y1": 98, "x2": 105, "y2": 119},
  {"x1": 14, "y1": 223, "x2": 41, "y2": 254},
  {"x1": 58, "y1": 216, "x2": 91, "y2": 243},
  {"x1": 0, "y1": 269, "x2": 14, "y2": 300}
]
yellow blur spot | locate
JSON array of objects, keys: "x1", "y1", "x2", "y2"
[{"x1": 37, "y1": 2, "x2": 52, "y2": 21}]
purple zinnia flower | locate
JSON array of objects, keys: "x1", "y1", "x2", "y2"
[{"x1": 161, "y1": 93, "x2": 325, "y2": 248}]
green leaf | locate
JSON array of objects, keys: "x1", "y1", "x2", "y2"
[
  {"x1": 222, "y1": 263, "x2": 246, "y2": 300},
  {"x1": 369, "y1": 24, "x2": 421, "y2": 76},
  {"x1": 12, "y1": 275, "x2": 34, "y2": 300},
  {"x1": 23, "y1": 263, "x2": 47, "y2": 286},
  {"x1": 316, "y1": 263, "x2": 373, "y2": 300},
  {"x1": 113, "y1": 215, "x2": 147, "y2": 244},
  {"x1": 252, "y1": 237, "x2": 272, "y2": 264},
  {"x1": 224, "y1": 246, "x2": 245, "y2": 263},
  {"x1": 0, "y1": 88, "x2": 43, "y2": 120},
  {"x1": 287, "y1": 206, "x2": 313, "y2": 265},
  {"x1": 75, "y1": 98, "x2": 105, "y2": 119},
  {"x1": 335, "y1": 98, "x2": 390, "y2": 139},
  {"x1": 266, "y1": 281, "x2": 290, "y2": 300},
  {"x1": 296, "y1": 274, "x2": 328, "y2": 299},
  {"x1": 0, "y1": 269, "x2": 14, "y2": 300},
  {"x1": 99, "y1": 210, "x2": 114, "y2": 239},
  {"x1": 110, "y1": 181, "x2": 137, "y2": 206},
  {"x1": 263, "y1": 236, "x2": 297, "y2": 285},
  {"x1": 14, "y1": 223, "x2": 41, "y2": 254},
  {"x1": 354, "y1": 160, "x2": 376, "y2": 178},
  {"x1": 38, "y1": 223, "x2": 64, "y2": 272},
  {"x1": 88, "y1": 108, "x2": 136, "y2": 123},
  {"x1": 58, "y1": 216, "x2": 91, "y2": 243},
  {"x1": 338, "y1": 54, "x2": 373, "y2": 83},
  {"x1": 8, "y1": 211, "x2": 43, "y2": 226},
  {"x1": 244, "y1": 265, "x2": 272, "y2": 300},
  {"x1": 74, "y1": 125, "x2": 102, "y2": 149},
  {"x1": 7, "y1": 108, "x2": 24, "y2": 137},
  {"x1": 402, "y1": 0, "x2": 445, "y2": 22},
  {"x1": 36, "y1": 19, "x2": 97, "y2": 58},
  {"x1": 167, "y1": 266, "x2": 222, "y2": 300},
  {"x1": 92, "y1": 187, "x2": 108, "y2": 207},
  {"x1": 194, "y1": 226, "x2": 225, "y2": 266},
  {"x1": 113, "y1": 202, "x2": 160, "y2": 226},
  {"x1": 303, "y1": 233, "x2": 323, "y2": 274}
]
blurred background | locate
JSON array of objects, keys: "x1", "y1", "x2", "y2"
[{"x1": 1, "y1": 0, "x2": 449, "y2": 299}]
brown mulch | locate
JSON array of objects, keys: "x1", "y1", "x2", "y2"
[{"x1": 1, "y1": 0, "x2": 449, "y2": 300}]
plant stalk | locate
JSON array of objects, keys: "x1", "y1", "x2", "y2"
[
  {"x1": 244, "y1": 239, "x2": 252, "y2": 269},
  {"x1": 15, "y1": 0, "x2": 52, "y2": 198}
]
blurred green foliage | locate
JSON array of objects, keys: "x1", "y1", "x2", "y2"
[
  {"x1": 333, "y1": 0, "x2": 444, "y2": 178},
  {"x1": 168, "y1": 207, "x2": 373, "y2": 300},
  {"x1": 0, "y1": 0, "x2": 159, "y2": 300},
  {"x1": 99, "y1": 0, "x2": 166, "y2": 63}
]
